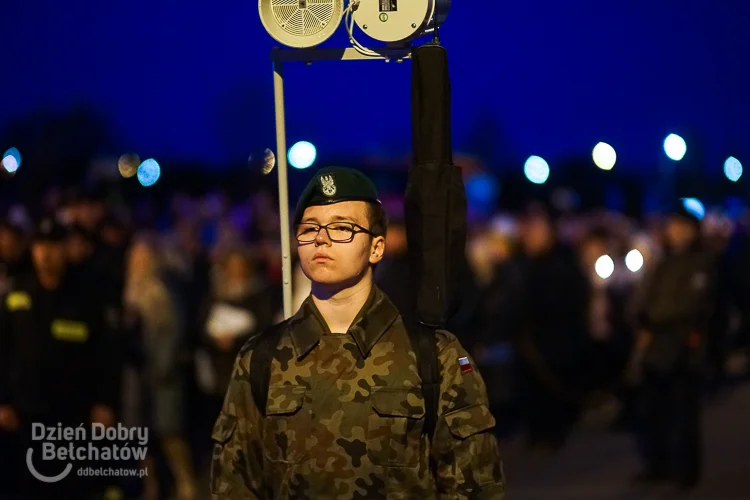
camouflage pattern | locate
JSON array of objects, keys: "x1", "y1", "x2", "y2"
[{"x1": 210, "y1": 286, "x2": 505, "y2": 499}]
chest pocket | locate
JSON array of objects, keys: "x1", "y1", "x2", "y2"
[
  {"x1": 263, "y1": 384, "x2": 311, "y2": 464},
  {"x1": 368, "y1": 386, "x2": 425, "y2": 467}
]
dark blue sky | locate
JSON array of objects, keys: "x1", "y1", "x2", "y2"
[{"x1": 4, "y1": 0, "x2": 750, "y2": 173}]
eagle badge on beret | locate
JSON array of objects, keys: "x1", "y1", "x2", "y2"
[{"x1": 320, "y1": 174, "x2": 336, "y2": 197}]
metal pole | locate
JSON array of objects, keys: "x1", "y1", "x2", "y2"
[{"x1": 273, "y1": 60, "x2": 293, "y2": 319}]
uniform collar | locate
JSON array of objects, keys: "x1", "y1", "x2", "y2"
[{"x1": 288, "y1": 285, "x2": 400, "y2": 360}]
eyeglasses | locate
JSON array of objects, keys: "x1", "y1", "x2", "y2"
[{"x1": 295, "y1": 222, "x2": 374, "y2": 243}]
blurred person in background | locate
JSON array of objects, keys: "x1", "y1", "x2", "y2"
[
  {"x1": 577, "y1": 225, "x2": 636, "y2": 431},
  {"x1": 701, "y1": 211, "x2": 738, "y2": 391},
  {"x1": 166, "y1": 218, "x2": 211, "y2": 289},
  {"x1": 59, "y1": 187, "x2": 105, "y2": 234},
  {"x1": 168, "y1": 218, "x2": 211, "y2": 323},
  {"x1": 469, "y1": 216, "x2": 524, "y2": 436},
  {"x1": 0, "y1": 218, "x2": 118, "y2": 499},
  {"x1": 632, "y1": 204, "x2": 715, "y2": 491},
  {"x1": 470, "y1": 217, "x2": 523, "y2": 347},
  {"x1": 123, "y1": 235, "x2": 198, "y2": 500},
  {"x1": 374, "y1": 214, "x2": 416, "y2": 325},
  {"x1": 163, "y1": 216, "x2": 211, "y2": 434},
  {"x1": 579, "y1": 226, "x2": 632, "y2": 394},
  {"x1": 248, "y1": 191, "x2": 285, "y2": 312},
  {"x1": 98, "y1": 214, "x2": 131, "y2": 291},
  {"x1": 514, "y1": 202, "x2": 591, "y2": 451},
  {"x1": 195, "y1": 247, "x2": 273, "y2": 433},
  {"x1": 0, "y1": 217, "x2": 31, "y2": 295},
  {"x1": 256, "y1": 236, "x2": 284, "y2": 311},
  {"x1": 58, "y1": 188, "x2": 84, "y2": 227},
  {"x1": 66, "y1": 221, "x2": 125, "y2": 344},
  {"x1": 77, "y1": 187, "x2": 108, "y2": 235},
  {"x1": 65, "y1": 224, "x2": 96, "y2": 269},
  {"x1": 100, "y1": 214, "x2": 130, "y2": 251}
]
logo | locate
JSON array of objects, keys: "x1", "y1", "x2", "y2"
[
  {"x1": 26, "y1": 423, "x2": 149, "y2": 484},
  {"x1": 379, "y1": 13, "x2": 388, "y2": 22},
  {"x1": 320, "y1": 174, "x2": 336, "y2": 197}
]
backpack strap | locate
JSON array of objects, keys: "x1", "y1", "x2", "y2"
[
  {"x1": 407, "y1": 321, "x2": 442, "y2": 442},
  {"x1": 249, "y1": 322, "x2": 286, "y2": 416}
]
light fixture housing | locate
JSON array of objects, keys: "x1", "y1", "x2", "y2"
[
  {"x1": 352, "y1": 0, "x2": 452, "y2": 43},
  {"x1": 259, "y1": 0, "x2": 345, "y2": 48}
]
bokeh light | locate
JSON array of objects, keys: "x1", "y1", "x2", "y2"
[
  {"x1": 592, "y1": 142, "x2": 617, "y2": 170},
  {"x1": 466, "y1": 174, "x2": 499, "y2": 207},
  {"x1": 682, "y1": 197, "x2": 705, "y2": 220},
  {"x1": 724, "y1": 156, "x2": 742, "y2": 182},
  {"x1": 137, "y1": 159, "x2": 161, "y2": 187},
  {"x1": 625, "y1": 249, "x2": 644, "y2": 273},
  {"x1": 248, "y1": 148, "x2": 276, "y2": 175},
  {"x1": 664, "y1": 134, "x2": 687, "y2": 161},
  {"x1": 288, "y1": 141, "x2": 316, "y2": 169},
  {"x1": 2, "y1": 147, "x2": 21, "y2": 173},
  {"x1": 595, "y1": 255, "x2": 615, "y2": 279},
  {"x1": 118, "y1": 153, "x2": 140, "y2": 178},
  {"x1": 524, "y1": 156, "x2": 549, "y2": 184}
]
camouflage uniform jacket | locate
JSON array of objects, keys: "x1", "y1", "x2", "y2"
[{"x1": 210, "y1": 285, "x2": 505, "y2": 499}]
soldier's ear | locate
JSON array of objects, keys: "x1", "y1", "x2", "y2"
[{"x1": 370, "y1": 236, "x2": 385, "y2": 264}]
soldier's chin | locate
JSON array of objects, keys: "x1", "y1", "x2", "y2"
[
  {"x1": 310, "y1": 269, "x2": 360, "y2": 288},
  {"x1": 310, "y1": 271, "x2": 343, "y2": 285}
]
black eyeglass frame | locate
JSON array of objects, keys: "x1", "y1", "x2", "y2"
[{"x1": 294, "y1": 222, "x2": 375, "y2": 243}]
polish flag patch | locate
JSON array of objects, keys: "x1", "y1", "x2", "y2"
[{"x1": 458, "y1": 356, "x2": 473, "y2": 374}]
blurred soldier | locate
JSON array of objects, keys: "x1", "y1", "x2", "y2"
[
  {"x1": 0, "y1": 216, "x2": 31, "y2": 295},
  {"x1": 633, "y1": 204, "x2": 715, "y2": 490},
  {"x1": 0, "y1": 218, "x2": 119, "y2": 498},
  {"x1": 66, "y1": 224, "x2": 97, "y2": 269},
  {"x1": 211, "y1": 167, "x2": 505, "y2": 499},
  {"x1": 76, "y1": 186, "x2": 108, "y2": 235}
]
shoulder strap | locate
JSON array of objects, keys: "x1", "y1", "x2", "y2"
[
  {"x1": 249, "y1": 322, "x2": 286, "y2": 416},
  {"x1": 407, "y1": 322, "x2": 442, "y2": 441}
]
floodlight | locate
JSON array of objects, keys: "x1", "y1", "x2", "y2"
[{"x1": 259, "y1": 0, "x2": 345, "y2": 48}]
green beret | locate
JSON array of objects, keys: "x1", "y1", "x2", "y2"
[{"x1": 294, "y1": 166, "x2": 381, "y2": 223}]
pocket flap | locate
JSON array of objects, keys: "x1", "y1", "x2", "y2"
[
  {"x1": 444, "y1": 404, "x2": 496, "y2": 439},
  {"x1": 266, "y1": 384, "x2": 306, "y2": 416},
  {"x1": 371, "y1": 386, "x2": 425, "y2": 419},
  {"x1": 211, "y1": 412, "x2": 238, "y2": 444}
]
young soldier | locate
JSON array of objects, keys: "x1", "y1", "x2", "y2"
[{"x1": 211, "y1": 167, "x2": 505, "y2": 499}]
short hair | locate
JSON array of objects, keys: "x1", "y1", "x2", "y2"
[{"x1": 364, "y1": 202, "x2": 388, "y2": 238}]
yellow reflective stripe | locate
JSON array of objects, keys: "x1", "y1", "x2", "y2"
[
  {"x1": 51, "y1": 320, "x2": 89, "y2": 343},
  {"x1": 6, "y1": 291, "x2": 32, "y2": 311}
]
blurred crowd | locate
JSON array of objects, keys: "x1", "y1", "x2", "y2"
[{"x1": 1, "y1": 183, "x2": 750, "y2": 498}]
